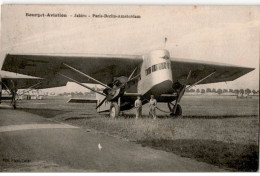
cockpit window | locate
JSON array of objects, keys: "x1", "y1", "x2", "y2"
[{"x1": 145, "y1": 61, "x2": 170, "y2": 76}]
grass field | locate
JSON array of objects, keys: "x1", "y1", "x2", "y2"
[{"x1": 8, "y1": 95, "x2": 259, "y2": 171}]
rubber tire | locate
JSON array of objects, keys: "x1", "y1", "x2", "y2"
[
  {"x1": 170, "y1": 104, "x2": 182, "y2": 117},
  {"x1": 175, "y1": 104, "x2": 182, "y2": 116},
  {"x1": 110, "y1": 102, "x2": 120, "y2": 118}
]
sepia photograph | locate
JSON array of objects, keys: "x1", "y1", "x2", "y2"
[{"x1": 0, "y1": 4, "x2": 259, "y2": 172}]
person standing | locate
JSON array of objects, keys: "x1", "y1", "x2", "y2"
[
  {"x1": 134, "y1": 96, "x2": 142, "y2": 119},
  {"x1": 10, "y1": 87, "x2": 17, "y2": 109},
  {"x1": 149, "y1": 95, "x2": 157, "y2": 119}
]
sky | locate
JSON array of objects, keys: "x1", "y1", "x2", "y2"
[{"x1": 0, "y1": 5, "x2": 259, "y2": 93}]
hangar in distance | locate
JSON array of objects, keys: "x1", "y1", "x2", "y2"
[{"x1": 1, "y1": 49, "x2": 254, "y2": 117}]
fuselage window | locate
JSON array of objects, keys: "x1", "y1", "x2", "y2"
[
  {"x1": 145, "y1": 67, "x2": 151, "y2": 76},
  {"x1": 158, "y1": 62, "x2": 164, "y2": 70},
  {"x1": 146, "y1": 62, "x2": 170, "y2": 76},
  {"x1": 158, "y1": 62, "x2": 166, "y2": 70},
  {"x1": 152, "y1": 65, "x2": 158, "y2": 72}
]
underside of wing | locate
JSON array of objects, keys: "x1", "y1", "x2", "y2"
[
  {"x1": 2, "y1": 78, "x2": 42, "y2": 90},
  {"x1": 171, "y1": 58, "x2": 254, "y2": 85},
  {"x1": 1, "y1": 71, "x2": 42, "y2": 89},
  {"x1": 1, "y1": 53, "x2": 143, "y2": 89}
]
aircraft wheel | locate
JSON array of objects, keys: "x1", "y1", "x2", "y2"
[
  {"x1": 110, "y1": 102, "x2": 120, "y2": 118},
  {"x1": 175, "y1": 104, "x2": 182, "y2": 116},
  {"x1": 170, "y1": 104, "x2": 182, "y2": 117}
]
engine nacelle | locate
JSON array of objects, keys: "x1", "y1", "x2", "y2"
[{"x1": 103, "y1": 77, "x2": 127, "y2": 101}]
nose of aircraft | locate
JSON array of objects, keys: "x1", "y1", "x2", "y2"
[{"x1": 149, "y1": 79, "x2": 174, "y2": 97}]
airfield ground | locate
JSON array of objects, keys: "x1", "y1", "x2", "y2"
[{"x1": 0, "y1": 95, "x2": 259, "y2": 171}]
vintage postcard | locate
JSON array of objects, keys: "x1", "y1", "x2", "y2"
[{"x1": 0, "y1": 5, "x2": 259, "y2": 172}]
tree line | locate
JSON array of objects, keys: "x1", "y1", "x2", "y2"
[
  {"x1": 57, "y1": 88, "x2": 259, "y2": 96},
  {"x1": 186, "y1": 88, "x2": 259, "y2": 95}
]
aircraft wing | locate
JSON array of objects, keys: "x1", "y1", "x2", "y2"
[
  {"x1": 171, "y1": 58, "x2": 254, "y2": 85},
  {"x1": 1, "y1": 70, "x2": 42, "y2": 89},
  {"x1": 2, "y1": 53, "x2": 254, "y2": 89},
  {"x1": 2, "y1": 53, "x2": 143, "y2": 89}
]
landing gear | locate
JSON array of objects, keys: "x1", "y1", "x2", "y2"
[
  {"x1": 171, "y1": 104, "x2": 182, "y2": 116},
  {"x1": 11, "y1": 99, "x2": 17, "y2": 109},
  {"x1": 110, "y1": 102, "x2": 120, "y2": 118},
  {"x1": 168, "y1": 102, "x2": 182, "y2": 117},
  {"x1": 10, "y1": 89, "x2": 17, "y2": 109}
]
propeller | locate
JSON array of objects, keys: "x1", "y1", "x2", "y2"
[
  {"x1": 96, "y1": 67, "x2": 139, "y2": 109},
  {"x1": 60, "y1": 63, "x2": 140, "y2": 109}
]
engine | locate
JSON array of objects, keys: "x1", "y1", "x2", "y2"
[
  {"x1": 103, "y1": 76, "x2": 128, "y2": 101},
  {"x1": 172, "y1": 81, "x2": 184, "y2": 94}
]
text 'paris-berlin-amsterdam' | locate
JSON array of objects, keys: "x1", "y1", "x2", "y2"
[{"x1": 25, "y1": 13, "x2": 141, "y2": 19}]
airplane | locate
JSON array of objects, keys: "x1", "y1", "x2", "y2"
[
  {"x1": 0, "y1": 70, "x2": 42, "y2": 108},
  {"x1": 1, "y1": 49, "x2": 254, "y2": 117}
]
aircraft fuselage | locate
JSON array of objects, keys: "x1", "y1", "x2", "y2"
[
  {"x1": 138, "y1": 49, "x2": 174, "y2": 99},
  {"x1": 98, "y1": 49, "x2": 177, "y2": 112}
]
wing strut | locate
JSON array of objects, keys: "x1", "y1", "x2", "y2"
[
  {"x1": 172, "y1": 70, "x2": 191, "y2": 114},
  {"x1": 128, "y1": 67, "x2": 137, "y2": 81},
  {"x1": 178, "y1": 70, "x2": 192, "y2": 101},
  {"x1": 57, "y1": 73, "x2": 106, "y2": 96},
  {"x1": 172, "y1": 70, "x2": 215, "y2": 115},
  {"x1": 63, "y1": 63, "x2": 111, "y2": 90},
  {"x1": 18, "y1": 82, "x2": 42, "y2": 96},
  {"x1": 1, "y1": 80, "x2": 18, "y2": 109},
  {"x1": 1, "y1": 81, "x2": 12, "y2": 95},
  {"x1": 186, "y1": 71, "x2": 216, "y2": 90}
]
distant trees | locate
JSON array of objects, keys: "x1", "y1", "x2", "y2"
[
  {"x1": 59, "y1": 88, "x2": 258, "y2": 96},
  {"x1": 245, "y1": 88, "x2": 251, "y2": 95},
  {"x1": 206, "y1": 88, "x2": 211, "y2": 93},
  {"x1": 78, "y1": 92, "x2": 84, "y2": 96},
  {"x1": 184, "y1": 88, "x2": 257, "y2": 95},
  {"x1": 217, "y1": 89, "x2": 223, "y2": 94},
  {"x1": 63, "y1": 92, "x2": 70, "y2": 96},
  {"x1": 234, "y1": 89, "x2": 239, "y2": 94},
  {"x1": 190, "y1": 89, "x2": 195, "y2": 92}
]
